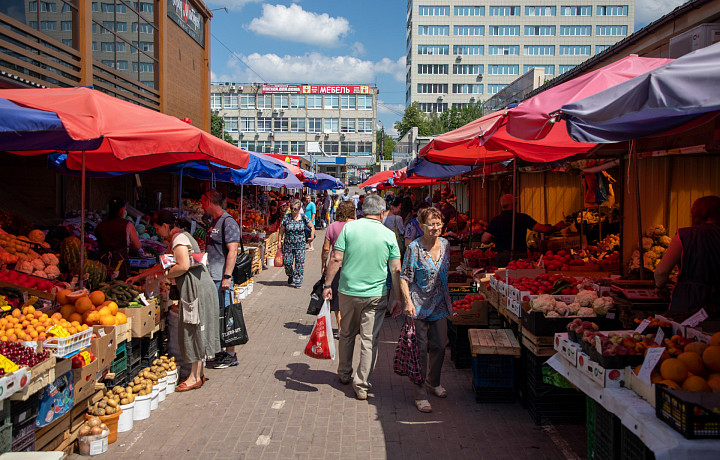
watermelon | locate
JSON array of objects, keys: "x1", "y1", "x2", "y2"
[
  {"x1": 83, "y1": 260, "x2": 108, "y2": 290},
  {"x1": 60, "y1": 236, "x2": 84, "y2": 273}
]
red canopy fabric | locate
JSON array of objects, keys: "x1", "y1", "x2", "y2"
[
  {"x1": 357, "y1": 170, "x2": 396, "y2": 188},
  {"x1": 505, "y1": 55, "x2": 673, "y2": 140},
  {"x1": 419, "y1": 110, "x2": 506, "y2": 157},
  {"x1": 2, "y1": 87, "x2": 250, "y2": 171},
  {"x1": 384, "y1": 175, "x2": 446, "y2": 188},
  {"x1": 261, "y1": 153, "x2": 307, "y2": 179}
]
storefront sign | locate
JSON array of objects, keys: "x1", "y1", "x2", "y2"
[
  {"x1": 168, "y1": 0, "x2": 204, "y2": 46},
  {"x1": 262, "y1": 84, "x2": 371, "y2": 95}
]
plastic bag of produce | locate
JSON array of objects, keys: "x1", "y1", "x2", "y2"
[
  {"x1": 393, "y1": 318, "x2": 424, "y2": 385},
  {"x1": 304, "y1": 300, "x2": 335, "y2": 360}
]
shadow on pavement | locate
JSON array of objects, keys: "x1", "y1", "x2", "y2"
[
  {"x1": 283, "y1": 321, "x2": 314, "y2": 336},
  {"x1": 274, "y1": 362, "x2": 338, "y2": 393},
  {"x1": 257, "y1": 280, "x2": 292, "y2": 287}
]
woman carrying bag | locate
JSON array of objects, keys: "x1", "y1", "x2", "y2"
[
  {"x1": 279, "y1": 199, "x2": 314, "y2": 288},
  {"x1": 399, "y1": 207, "x2": 451, "y2": 413}
]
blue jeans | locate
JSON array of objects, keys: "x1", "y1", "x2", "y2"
[{"x1": 215, "y1": 280, "x2": 233, "y2": 310}]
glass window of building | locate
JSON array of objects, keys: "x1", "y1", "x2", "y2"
[
  {"x1": 452, "y1": 84, "x2": 483, "y2": 94},
  {"x1": 595, "y1": 45, "x2": 612, "y2": 54},
  {"x1": 525, "y1": 6, "x2": 556, "y2": 16},
  {"x1": 357, "y1": 119, "x2": 373, "y2": 133},
  {"x1": 324, "y1": 95, "x2": 339, "y2": 109},
  {"x1": 488, "y1": 45, "x2": 519, "y2": 56},
  {"x1": 291, "y1": 117, "x2": 306, "y2": 132},
  {"x1": 560, "y1": 45, "x2": 591, "y2": 55},
  {"x1": 117, "y1": 61, "x2": 128, "y2": 70},
  {"x1": 524, "y1": 64, "x2": 555, "y2": 75},
  {"x1": 525, "y1": 45, "x2": 555, "y2": 55},
  {"x1": 257, "y1": 117, "x2": 272, "y2": 132},
  {"x1": 341, "y1": 118, "x2": 356, "y2": 133},
  {"x1": 116, "y1": 42, "x2": 126, "y2": 52},
  {"x1": 136, "y1": 2, "x2": 154, "y2": 13},
  {"x1": 240, "y1": 141, "x2": 256, "y2": 151},
  {"x1": 418, "y1": 103, "x2": 448, "y2": 113},
  {"x1": 92, "y1": 42, "x2": 98, "y2": 51},
  {"x1": 559, "y1": 65, "x2": 577, "y2": 74},
  {"x1": 418, "y1": 64, "x2": 448, "y2": 75},
  {"x1": 40, "y1": 21, "x2": 57, "y2": 31},
  {"x1": 488, "y1": 65, "x2": 519, "y2": 75},
  {"x1": 101, "y1": 60, "x2": 115, "y2": 68},
  {"x1": 290, "y1": 94, "x2": 305, "y2": 108},
  {"x1": 61, "y1": 21, "x2": 72, "y2": 31},
  {"x1": 273, "y1": 95, "x2": 289, "y2": 109},
  {"x1": 358, "y1": 95, "x2": 373, "y2": 110},
  {"x1": 454, "y1": 6, "x2": 484, "y2": 16},
  {"x1": 240, "y1": 117, "x2": 255, "y2": 132},
  {"x1": 418, "y1": 6, "x2": 449, "y2": 16},
  {"x1": 308, "y1": 118, "x2": 322, "y2": 133},
  {"x1": 560, "y1": 25, "x2": 592, "y2": 36},
  {"x1": 274, "y1": 141, "x2": 289, "y2": 154},
  {"x1": 417, "y1": 84, "x2": 448, "y2": 94},
  {"x1": 307, "y1": 95, "x2": 322, "y2": 109},
  {"x1": 561, "y1": 5, "x2": 592, "y2": 16},
  {"x1": 418, "y1": 25, "x2": 449, "y2": 36},
  {"x1": 324, "y1": 142, "x2": 339, "y2": 155},
  {"x1": 257, "y1": 95, "x2": 273, "y2": 109},
  {"x1": 596, "y1": 25, "x2": 628, "y2": 36},
  {"x1": 240, "y1": 94, "x2": 256, "y2": 109},
  {"x1": 324, "y1": 118, "x2": 339, "y2": 133},
  {"x1": 224, "y1": 117, "x2": 238, "y2": 133},
  {"x1": 489, "y1": 6, "x2": 520, "y2": 16},
  {"x1": 291, "y1": 141, "x2": 305, "y2": 155},
  {"x1": 454, "y1": 26, "x2": 483, "y2": 36},
  {"x1": 418, "y1": 45, "x2": 449, "y2": 55},
  {"x1": 597, "y1": 5, "x2": 628, "y2": 16},
  {"x1": 525, "y1": 25, "x2": 556, "y2": 36},
  {"x1": 101, "y1": 42, "x2": 114, "y2": 52},
  {"x1": 224, "y1": 94, "x2": 238, "y2": 109},
  {"x1": 453, "y1": 45, "x2": 483, "y2": 55},
  {"x1": 273, "y1": 117, "x2": 289, "y2": 132},
  {"x1": 453, "y1": 64, "x2": 483, "y2": 75},
  {"x1": 487, "y1": 84, "x2": 508, "y2": 94},
  {"x1": 255, "y1": 141, "x2": 272, "y2": 153},
  {"x1": 357, "y1": 141, "x2": 373, "y2": 153},
  {"x1": 341, "y1": 95, "x2": 356, "y2": 110},
  {"x1": 341, "y1": 142, "x2": 357, "y2": 155},
  {"x1": 488, "y1": 25, "x2": 520, "y2": 36},
  {"x1": 211, "y1": 93, "x2": 222, "y2": 109}
]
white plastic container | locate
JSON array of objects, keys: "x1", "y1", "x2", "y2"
[
  {"x1": 166, "y1": 369, "x2": 178, "y2": 394},
  {"x1": 157, "y1": 377, "x2": 168, "y2": 402},
  {"x1": 150, "y1": 385, "x2": 160, "y2": 410},
  {"x1": 78, "y1": 428, "x2": 110, "y2": 456},
  {"x1": 117, "y1": 403, "x2": 134, "y2": 433},
  {"x1": 248, "y1": 282, "x2": 254, "y2": 294},
  {"x1": 133, "y1": 393, "x2": 152, "y2": 421},
  {"x1": 234, "y1": 286, "x2": 247, "y2": 302}
]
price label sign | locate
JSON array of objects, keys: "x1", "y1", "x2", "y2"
[
  {"x1": 606, "y1": 312, "x2": 616, "y2": 320},
  {"x1": 655, "y1": 327, "x2": 665, "y2": 345},
  {"x1": 594, "y1": 336, "x2": 603, "y2": 354},
  {"x1": 639, "y1": 347, "x2": 666, "y2": 384},
  {"x1": 138, "y1": 293, "x2": 150, "y2": 306},
  {"x1": 635, "y1": 319, "x2": 650, "y2": 334},
  {"x1": 190, "y1": 220, "x2": 197, "y2": 236},
  {"x1": 681, "y1": 308, "x2": 708, "y2": 327}
]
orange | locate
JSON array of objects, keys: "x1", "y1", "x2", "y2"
[
  {"x1": 81, "y1": 324, "x2": 89, "y2": 331},
  {"x1": 89, "y1": 291, "x2": 105, "y2": 306},
  {"x1": 106, "y1": 301, "x2": 118, "y2": 316},
  {"x1": 651, "y1": 371, "x2": 663, "y2": 384},
  {"x1": 86, "y1": 311, "x2": 100, "y2": 326},
  {"x1": 6, "y1": 333, "x2": 16, "y2": 342},
  {"x1": 34, "y1": 311, "x2": 42, "y2": 319},
  {"x1": 59, "y1": 304, "x2": 75, "y2": 320},
  {"x1": 67, "y1": 327, "x2": 77, "y2": 335},
  {"x1": 682, "y1": 376, "x2": 711, "y2": 392},
  {"x1": 25, "y1": 305, "x2": 35, "y2": 316},
  {"x1": 684, "y1": 341, "x2": 708, "y2": 355},
  {"x1": 100, "y1": 315, "x2": 116, "y2": 326},
  {"x1": 68, "y1": 312, "x2": 83, "y2": 324},
  {"x1": 11, "y1": 309, "x2": 20, "y2": 318},
  {"x1": 16, "y1": 331, "x2": 26, "y2": 341},
  {"x1": 97, "y1": 306, "x2": 111, "y2": 317},
  {"x1": 660, "y1": 358, "x2": 688, "y2": 383},
  {"x1": 37, "y1": 333, "x2": 46, "y2": 342},
  {"x1": 678, "y1": 352, "x2": 705, "y2": 376},
  {"x1": 75, "y1": 297, "x2": 94, "y2": 314},
  {"x1": 56, "y1": 289, "x2": 71, "y2": 305},
  {"x1": 710, "y1": 332, "x2": 720, "y2": 347},
  {"x1": 703, "y1": 346, "x2": 720, "y2": 372},
  {"x1": 51, "y1": 312, "x2": 62, "y2": 321},
  {"x1": 115, "y1": 312, "x2": 127, "y2": 325},
  {"x1": 659, "y1": 379, "x2": 681, "y2": 389},
  {"x1": 709, "y1": 378, "x2": 720, "y2": 393}
]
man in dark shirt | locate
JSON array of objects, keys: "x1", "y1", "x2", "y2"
[{"x1": 482, "y1": 194, "x2": 565, "y2": 267}]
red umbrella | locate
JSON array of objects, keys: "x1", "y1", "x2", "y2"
[
  {"x1": 382, "y1": 175, "x2": 446, "y2": 188},
  {"x1": 357, "y1": 169, "x2": 396, "y2": 189},
  {"x1": 2, "y1": 87, "x2": 250, "y2": 170}
]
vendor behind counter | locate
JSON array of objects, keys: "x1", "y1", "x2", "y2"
[{"x1": 95, "y1": 197, "x2": 141, "y2": 280}]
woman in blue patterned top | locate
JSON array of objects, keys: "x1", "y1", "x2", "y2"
[
  {"x1": 279, "y1": 199, "x2": 315, "y2": 288},
  {"x1": 399, "y1": 206, "x2": 451, "y2": 413}
]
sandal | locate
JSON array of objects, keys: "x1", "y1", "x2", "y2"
[
  {"x1": 414, "y1": 399, "x2": 432, "y2": 413},
  {"x1": 176, "y1": 379, "x2": 203, "y2": 392},
  {"x1": 425, "y1": 383, "x2": 448, "y2": 398}
]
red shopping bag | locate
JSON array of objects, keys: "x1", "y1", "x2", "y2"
[
  {"x1": 274, "y1": 251, "x2": 284, "y2": 267},
  {"x1": 304, "y1": 300, "x2": 336, "y2": 360}
]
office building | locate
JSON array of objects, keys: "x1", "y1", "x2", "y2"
[{"x1": 406, "y1": 0, "x2": 635, "y2": 112}]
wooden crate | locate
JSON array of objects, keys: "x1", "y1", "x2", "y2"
[
  {"x1": 468, "y1": 329, "x2": 521, "y2": 357},
  {"x1": 521, "y1": 329, "x2": 556, "y2": 357}
]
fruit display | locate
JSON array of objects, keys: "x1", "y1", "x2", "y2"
[
  {"x1": 463, "y1": 249, "x2": 494, "y2": 261},
  {"x1": 0, "y1": 269, "x2": 64, "y2": 293},
  {"x1": 56, "y1": 288, "x2": 128, "y2": 327},
  {"x1": 96, "y1": 280, "x2": 142, "y2": 308},
  {"x1": 0, "y1": 230, "x2": 50, "y2": 265},
  {"x1": 60, "y1": 236, "x2": 85, "y2": 274},
  {"x1": 643, "y1": 332, "x2": 720, "y2": 393},
  {"x1": 506, "y1": 259, "x2": 539, "y2": 270},
  {"x1": 0, "y1": 340, "x2": 51, "y2": 368},
  {"x1": 530, "y1": 289, "x2": 613, "y2": 318},
  {"x1": 452, "y1": 294, "x2": 484, "y2": 312},
  {"x1": 448, "y1": 272, "x2": 469, "y2": 284},
  {"x1": 0, "y1": 302, "x2": 90, "y2": 342},
  {"x1": 502, "y1": 273, "x2": 580, "y2": 296}
]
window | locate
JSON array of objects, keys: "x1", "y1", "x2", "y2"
[
  {"x1": 324, "y1": 95, "x2": 339, "y2": 110},
  {"x1": 357, "y1": 141, "x2": 373, "y2": 153},
  {"x1": 597, "y1": 5, "x2": 628, "y2": 16},
  {"x1": 525, "y1": 6, "x2": 556, "y2": 16},
  {"x1": 141, "y1": 81, "x2": 154, "y2": 89},
  {"x1": 454, "y1": 45, "x2": 483, "y2": 55},
  {"x1": 489, "y1": 25, "x2": 519, "y2": 36},
  {"x1": 257, "y1": 95, "x2": 272, "y2": 109},
  {"x1": 489, "y1": 6, "x2": 520, "y2": 16},
  {"x1": 240, "y1": 117, "x2": 255, "y2": 132},
  {"x1": 101, "y1": 42, "x2": 114, "y2": 52},
  {"x1": 341, "y1": 142, "x2": 356, "y2": 155},
  {"x1": 525, "y1": 25, "x2": 556, "y2": 36},
  {"x1": 116, "y1": 22, "x2": 127, "y2": 32},
  {"x1": 560, "y1": 25, "x2": 592, "y2": 36},
  {"x1": 596, "y1": 25, "x2": 628, "y2": 36},
  {"x1": 101, "y1": 60, "x2": 115, "y2": 69},
  {"x1": 290, "y1": 94, "x2": 305, "y2": 109},
  {"x1": 488, "y1": 65, "x2": 519, "y2": 75},
  {"x1": 62, "y1": 3, "x2": 71, "y2": 12},
  {"x1": 92, "y1": 2, "x2": 98, "y2": 12},
  {"x1": 101, "y1": 2, "x2": 114, "y2": 12},
  {"x1": 524, "y1": 64, "x2": 555, "y2": 75},
  {"x1": 103, "y1": 21, "x2": 114, "y2": 32},
  {"x1": 559, "y1": 45, "x2": 591, "y2": 56},
  {"x1": 61, "y1": 21, "x2": 72, "y2": 32},
  {"x1": 418, "y1": 103, "x2": 448, "y2": 113},
  {"x1": 257, "y1": 117, "x2": 272, "y2": 132},
  {"x1": 222, "y1": 94, "x2": 237, "y2": 109},
  {"x1": 240, "y1": 141, "x2": 256, "y2": 151},
  {"x1": 273, "y1": 117, "x2": 288, "y2": 132},
  {"x1": 63, "y1": 39, "x2": 73, "y2": 47},
  {"x1": 273, "y1": 141, "x2": 289, "y2": 155},
  {"x1": 307, "y1": 95, "x2": 322, "y2": 109},
  {"x1": 453, "y1": 64, "x2": 483, "y2": 75},
  {"x1": 561, "y1": 5, "x2": 592, "y2": 16},
  {"x1": 324, "y1": 142, "x2": 339, "y2": 155},
  {"x1": 40, "y1": 21, "x2": 57, "y2": 31},
  {"x1": 340, "y1": 118, "x2": 356, "y2": 133},
  {"x1": 418, "y1": 64, "x2": 448, "y2": 75},
  {"x1": 308, "y1": 118, "x2": 322, "y2": 133},
  {"x1": 452, "y1": 84, "x2": 483, "y2": 94},
  {"x1": 454, "y1": 6, "x2": 484, "y2": 16},
  {"x1": 132, "y1": 62, "x2": 154, "y2": 73},
  {"x1": 132, "y1": 22, "x2": 154, "y2": 34},
  {"x1": 355, "y1": 95, "x2": 372, "y2": 110},
  {"x1": 223, "y1": 117, "x2": 238, "y2": 132},
  {"x1": 255, "y1": 141, "x2": 272, "y2": 153},
  {"x1": 273, "y1": 95, "x2": 289, "y2": 110},
  {"x1": 418, "y1": 6, "x2": 449, "y2": 16},
  {"x1": 92, "y1": 42, "x2": 98, "y2": 51},
  {"x1": 240, "y1": 94, "x2": 255, "y2": 109},
  {"x1": 525, "y1": 45, "x2": 555, "y2": 56},
  {"x1": 357, "y1": 119, "x2": 373, "y2": 133},
  {"x1": 417, "y1": 84, "x2": 448, "y2": 94},
  {"x1": 595, "y1": 45, "x2": 612, "y2": 54},
  {"x1": 418, "y1": 45, "x2": 449, "y2": 55},
  {"x1": 488, "y1": 45, "x2": 519, "y2": 56},
  {"x1": 290, "y1": 118, "x2": 305, "y2": 132},
  {"x1": 487, "y1": 84, "x2": 508, "y2": 94},
  {"x1": 454, "y1": 26, "x2": 483, "y2": 36},
  {"x1": 324, "y1": 118, "x2": 339, "y2": 133},
  {"x1": 116, "y1": 42, "x2": 126, "y2": 53},
  {"x1": 559, "y1": 65, "x2": 576, "y2": 74},
  {"x1": 290, "y1": 141, "x2": 305, "y2": 155},
  {"x1": 418, "y1": 25, "x2": 449, "y2": 36},
  {"x1": 136, "y1": 2, "x2": 154, "y2": 13},
  {"x1": 341, "y1": 95, "x2": 356, "y2": 110}
]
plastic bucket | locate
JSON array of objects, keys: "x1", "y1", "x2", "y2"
[
  {"x1": 78, "y1": 428, "x2": 109, "y2": 456},
  {"x1": 248, "y1": 282, "x2": 254, "y2": 294},
  {"x1": 85, "y1": 410, "x2": 122, "y2": 444},
  {"x1": 157, "y1": 377, "x2": 168, "y2": 402},
  {"x1": 117, "y1": 403, "x2": 134, "y2": 433},
  {"x1": 150, "y1": 385, "x2": 159, "y2": 410},
  {"x1": 133, "y1": 394, "x2": 152, "y2": 421},
  {"x1": 166, "y1": 370, "x2": 178, "y2": 394}
]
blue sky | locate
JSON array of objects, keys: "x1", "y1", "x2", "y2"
[{"x1": 206, "y1": 0, "x2": 687, "y2": 137}]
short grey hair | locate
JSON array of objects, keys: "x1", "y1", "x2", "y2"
[{"x1": 362, "y1": 194, "x2": 386, "y2": 216}]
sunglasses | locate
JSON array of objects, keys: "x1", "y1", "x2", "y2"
[{"x1": 291, "y1": 207, "x2": 300, "y2": 211}]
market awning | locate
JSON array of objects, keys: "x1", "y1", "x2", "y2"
[
  {"x1": 560, "y1": 42, "x2": 720, "y2": 143},
  {"x1": 357, "y1": 170, "x2": 396, "y2": 189},
  {"x1": 306, "y1": 173, "x2": 344, "y2": 191}
]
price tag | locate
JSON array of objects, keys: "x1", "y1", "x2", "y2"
[
  {"x1": 138, "y1": 293, "x2": 150, "y2": 306},
  {"x1": 639, "y1": 347, "x2": 666, "y2": 384},
  {"x1": 594, "y1": 336, "x2": 603, "y2": 354},
  {"x1": 0, "y1": 353, "x2": 20, "y2": 373},
  {"x1": 635, "y1": 319, "x2": 650, "y2": 334},
  {"x1": 190, "y1": 220, "x2": 197, "y2": 236},
  {"x1": 606, "y1": 312, "x2": 616, "y2": 319},
  {"x1": 681, "y1": 308, "x2": 708, "y2": 327},
  {"x1": 655, "y1": 327, "x2": 665, "y2": 345},
  {"x1": 135, "y1": 215, "x2": 141, "y2": 226},
  {"x1": 565, "y1": 309, "x2": 570, "y2": 317},
  {"x1": 69, "y1": 276, "x2": 78, "y2": 290},
  {"x1": 22, "y1": 292, "x2": 29, "y2": 303}
]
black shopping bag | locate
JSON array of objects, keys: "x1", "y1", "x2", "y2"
[
  {"x1": 306, "y1": 278, "x2": 324, "y2": 315},
  {"x1": 221, "y1": 302, "x2": 249, "y2": 347}
]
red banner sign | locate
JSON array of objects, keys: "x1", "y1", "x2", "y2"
[{"x1": 262, "y1": 84, "x2": 370, "y2": 95}]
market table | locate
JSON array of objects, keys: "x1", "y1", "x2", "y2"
[{"x1": 548, "y1": 355, "x2": 720, "y2": 459}]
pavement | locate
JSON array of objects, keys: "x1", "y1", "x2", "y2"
[{"x1": 82, "y1": 230, "x2": 587, "y2": 460}]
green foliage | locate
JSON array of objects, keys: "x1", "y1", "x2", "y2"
[
  {"x1": 394, "y1": 102, "x2": 484, "y2": 139},
  {"x1": 376, "y1": 130, "x2": 396, "y2": 161},
  {"x1": 210, "y1": 113, "x2": 235, "y2": 144},
  {"x1": 439, "y1": 105, "x2": 484, "y2": 132},
  {"x1": 394, "y1": 102, "x2": 431, "y2": 138}
]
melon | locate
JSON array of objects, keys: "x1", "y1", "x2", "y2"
[
  {"x1": 82, "y1": 260, "x2": 107, "y2": 290},
  {"x1": 60, "y1": 236, "x2": 84, "y2": 273}
]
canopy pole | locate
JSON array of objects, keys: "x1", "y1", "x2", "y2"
[
  {"x1": 177, "y1": 167, "x2": 184, "y2": 218},
  {"x1": 632, "y1": 141, "x2": 645, "y2": 280},
  {"x1": 79, "y1": 151, "x2": 86, "y2": 289},
  {"x1": 469, "y1": 171, "x2": 473, "y2": 250},
  {"x1": 510, "y1": 156, "x2": 517, "y2": 261},
  {"x1": 240, "y1": 184, "x2": 244, "y2": 240}
]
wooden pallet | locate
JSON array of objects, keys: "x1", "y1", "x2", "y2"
[{"x1": 469, "y1": 329, "x2": 521, "y2": 357}]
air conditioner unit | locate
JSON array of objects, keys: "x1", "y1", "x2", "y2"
[
  {"x1": 238, "y1": 86, "x2": 244, "y2": 91},
  {"x1": 669, "y1": 23, "x2": 720, "y2": 58},
  {"x1": 230, "y1": 85, "x2": 236, "y2": 90},
  {"x1": 272, "y1": 109, "x2": 279, "y2": 115},
  {"x1": 437, "y1": 94, "x2": 444, "y2": 100},
  {"x1": 268, "y1": 132, "x2": 274, "y2": 137},
  {"x1": 455, "y1": 55, "x2": 462, "y2": 61}
]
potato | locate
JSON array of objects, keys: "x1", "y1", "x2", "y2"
[
  {"x1": 133, "y1": 377, "x2": 141, "y2": 385},
  {"x1": 132, "y1": 385, "x2": 142, "y2": 393},
  {"x1": 79, "y1": 425, "x2": 91, "y2": 437},
  {"x1": 105, "y1": 391, "x2": 113, "y2": 398},
  {"x1": 105, "y1": 407, "x2": 116, "y2": 415},
  {"x1": 169, "y1": 363, "x2": 176, "y2": 370},
  {"x1": 169, "y1": 357, "x2": 175, "y2": 362},
  {"x1": 97, "y1": 401, "x2": 107, "y2": 409},
  {"x1": 91, "y1": 426, "x2": 104, "y2": 436},
  {"x1": 120, "y1": 398, "x2": 129, "y2": 405},
  {"x1": 153, "y1": 359, "x2": 160, "y2": 366},
  {"x1": 127, "y1": 395, "x2": 135, "y2": 403},
  {"x1": 95, "y1": 408, "x2": 106, "y2": 416},
  {"x1": 112, "y1": 386, "x2": 123, "y2": 394},
  {"x1": 126, "y1": 386, "x2": 134, "y2": 394},
  {"x1": 107, "y1": 399, "x2": 118, "y2": 408},
  {"x1": 113, "y1": 395, "x2": 120, "y2": 402}
]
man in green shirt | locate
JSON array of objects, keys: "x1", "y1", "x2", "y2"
[{"x1": 323, "y1": 194, "x2": 403, "y2": 400}]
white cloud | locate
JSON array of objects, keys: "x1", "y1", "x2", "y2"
[
  {"x1": 247, "y1": 4, "x2": 350, "y2": 47},
  {"x1": 635, "y1": 0, "x2": 686, "y2": 28},
  {"x1": 374, "y1": 56, "x2": 406, "y2": 83},
  {"x1": 377, "y1": 100, "x2": 405, "y2": 116},
  {"x1": 205, "y1": 0, "x2": 261, "y2": 11},
  {"x1": 217, "y1": 52, "x2": 405, "y2": 85},
  {"x1": 350, "y1": 42, "x2": 366, "y2": 56}
]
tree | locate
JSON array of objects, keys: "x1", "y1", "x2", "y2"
[
  {"x1": 394, "y1": 102, "x2": 431, "y2": 139},
  {"x1": 376, "y1": 130, "x2": 396, "y2": 161},
  {"x1": 439, "y1": 105, "x2": 484, "y2": 132},
  {"x1": 210, "y1": 113, "x2": 234, "y2": 144},
  {"x1": 426, "y1": 111, "x2": 446, "y2": 136}
]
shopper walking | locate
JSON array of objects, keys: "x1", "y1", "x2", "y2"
[
  {"x1": 200, "y1": 190, "x2": 240, "y2": 369},
  {"x1": 321, "y1": 201, "x2": 356, "y2": 334},
  {"x1": 279, "y1": 199, "x2": 314, "y2": 288},
  {"x1": 323, "y1": 194, "x2": 403, "y2": 400},
  {"x1": 399, "y1": 207, "x2": 452, "y2": 413},
  {"x1": 304, "y1": 194, "x2": 317, "y2": 251}
]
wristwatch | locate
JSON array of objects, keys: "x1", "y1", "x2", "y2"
[
  {"x1": 223, "y1": 274, "x2": 232, "y2": 280},
  {"x1": 323, "y1": 285, "x2": 332, "y2": 289}
]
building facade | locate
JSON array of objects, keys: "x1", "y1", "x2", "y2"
[
  {"x1": 211, "y1": 83, "x2": 378, "y2": 184},
  {"x1": 406, "y1": 0, "x2": 635, "y2": 112},
  {"x1": 0, "y1": 0, "x2": 212, "y2": 131}
]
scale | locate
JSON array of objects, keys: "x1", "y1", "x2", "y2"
[{"x1": 610, "y1": 281, "x2": 664, "y2": 301}]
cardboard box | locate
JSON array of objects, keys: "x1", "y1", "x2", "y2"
[
  {"x1": 450, "y1": 300, "x2": 489, "y2": 326},
  {"x1": 119, "y1": 303, "x2": 156, "y2": 338},
  {"x1": 115, "y1": 319, "x2": 132, "y2": 344},
  {"x1": 0, "y1": 367, "x2": 29, "y2": 401},
  {"x1": 506, "y1": 298, "x2": 522, "y2": 318},
  {"x1": 73, "y1": 358, "x2": 98, "y2": 404},
  {"x1": 553, "y1": 333, "x2": 579, "y2": 367},
  {"x1": 496, "y1": 267, "x2": 545, "y2": 280},
  {"x1": 90, "y1": 326, "x2": 118, "y2": 372},
  {"x1": 625, "y1": 366, "x2": 656, "y2": 408},
  {"x1": 580, "y1": 355, "x2": 625, "y2": 388},
  {"x1": 10, "y1": 354, "x2": 56, "y2": 401}
]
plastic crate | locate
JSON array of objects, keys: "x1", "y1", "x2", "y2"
[
  {"x1": 472, "y1": 384, "x2": 515, "y2": 403},
  {"x1": 128, "y1": 339, "x2": 141, "y2": 365},
  {"x1": 655, "y1": 385, "x2": 720, "y2": 439},
  {"x1": 471, "y1": 355, "x2": 514, "y2": 388},
  {"x1": 587, "y1": 397, "x2": 596, "y2": 460},
  {"x1": 105, "y1": 370, "x2": 127, "y2": 388},
  {"x1": 620, "y1": 424, "x2": 655, "y2": 460},
  {"x1": 110, "y1": 355, "x2": 128, "y2": 375},
  {"x1": 127, "y1": 361, "x2": 142, "y2": 380},
  {"x1": 0, "y1": 423, "x2": 11, "y2": 453},
  {"x1": 447, "y1": 321, "x2": 472, "y2": 369},
  {"x1": 11, "y1": 417, "x2": 35, "y2": 452},
  {"x1": 10, "y1": 395, "x2": 39, "y2": 427},
  {"x1": 0, "y1": 401, "x2": 9, "y2": 429},
  {"x1": 43, "y1": 328, "x2": 93, "y2": 358},
  {"x1": 140, "y1": 336, "x2": 159, "y2": 357},
  {"x1": 594, "y1": 403, "x2": 621, "y2": 460}
]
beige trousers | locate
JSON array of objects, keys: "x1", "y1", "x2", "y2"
[
  {"x1": 413, "y1": 317, "x2": 448, "y2": 400},
  {"x1": 337, "y1": 293, "x2": 387, "y2": 392}
]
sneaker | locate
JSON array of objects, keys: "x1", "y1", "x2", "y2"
[
  {"x1": 207, "y1": 352, "x2": 237, "y2": 369},
  {"x1": 206, "y1": 351, "x2": 228, "y2": 369},
  {"x1": 287, "y1": 276, "x2": 293, "y2": 285},
  {"x1": 355, "y1": 389, "x2": 368, "y2": 400},
  {"x1": 339, "y1": 374, "x2": 352, "y2": 385}
]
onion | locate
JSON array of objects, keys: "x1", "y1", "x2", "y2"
[
  {"x1": 79, "y1": 425, "x2": 91, "y2": 437},
  {"x1": 87, "y1": 416, "x2": 102, "y2": 428},
  {"x1": 90, "y1": 426, "x2": 103, "y2": 435}
]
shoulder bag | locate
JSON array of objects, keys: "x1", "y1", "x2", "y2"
[{"x1": 222, "y1": 216, "x2": 252, "y2": 284}]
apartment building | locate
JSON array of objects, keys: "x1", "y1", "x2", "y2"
[
  {"x1": 211, "y1": 83, "x2": 378, "y2": 182},
  {"x1": 406, "y1": 1, "x2": 635, "y2": 112}
]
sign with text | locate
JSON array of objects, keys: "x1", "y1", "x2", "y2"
[
  {"x1": 262, "y1": 84, "x2": 371, "y2": 95},
  {"x1": 168, "y1": 0, "x2": 204, "y2": 46},
  {"x1": 639, "y1": 347, "x2": 665, "y2": 384}
]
